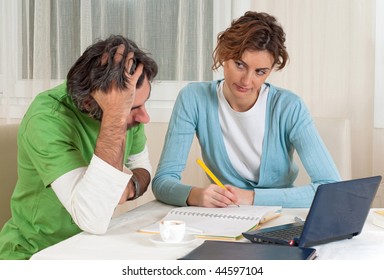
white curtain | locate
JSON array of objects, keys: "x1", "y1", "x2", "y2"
[{"x1": 23, "y1": 0, "x2": 214, "y2": 81}]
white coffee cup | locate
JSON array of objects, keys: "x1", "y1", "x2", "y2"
[{"x1": 159, "y1": 220, "x2": 186, "y2": 243}]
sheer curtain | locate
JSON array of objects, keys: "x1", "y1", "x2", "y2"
[
  {"x1": 23, "y1": 0, "x2": 214, "y2": 81},
  {"x1": 0, "y1": 0, "x2": 252, "y2": 123}
]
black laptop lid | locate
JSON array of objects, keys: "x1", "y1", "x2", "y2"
[{"x1": 299, "y1": 176, "x2": 382, "y2": 247}]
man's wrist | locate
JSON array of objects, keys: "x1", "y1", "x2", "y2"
[{"x1": 127, "y1": 174, "x2": 140, "y2": 201}]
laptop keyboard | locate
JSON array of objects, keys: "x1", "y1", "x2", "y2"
[{"x1": 257, "y1": 224, "x2": 304, "y2": 241}]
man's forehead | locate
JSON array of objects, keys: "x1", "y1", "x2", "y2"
[{"x1": 134, "y1": 76, "x2": 151, "y2": 106}]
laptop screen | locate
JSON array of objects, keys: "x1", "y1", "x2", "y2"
[{"x1": 299, "y1": 176, "x2": 382, "y2": 247}]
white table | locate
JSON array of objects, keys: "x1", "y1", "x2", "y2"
[{"x1": 31, "y1": 200, "x2": 384, "y2": 260}]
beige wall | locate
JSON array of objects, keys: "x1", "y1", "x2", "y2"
[{"x1": 373, "y1": 130, "x2": 384, "y2": 207}]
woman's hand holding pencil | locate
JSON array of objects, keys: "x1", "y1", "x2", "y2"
[
  {"x1": 185, "y1": 159, "x2": 254, "y2": 207},
  {"x1": 186, "y1": 181, "x2": 239, "y2": 207},
  {"x1": 195, "y1": 159, "x2": 240, "y2": 207},
  {"x1": 185, "y1": 159, "x2": 255, "y2": 208},
  {"x1": 185, "y1": 159, "x2": 239, "y2": 207}
]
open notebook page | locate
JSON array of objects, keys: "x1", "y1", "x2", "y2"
[{"x1": 139, "y1": 205, "x2": 282, "y2": 240}]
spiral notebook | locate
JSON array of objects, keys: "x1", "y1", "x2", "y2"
[{"x1": 139, "y1": 205, "x2": 282, "y2": 241}]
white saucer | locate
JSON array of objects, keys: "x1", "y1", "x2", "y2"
[{"x1": 149, "y1": 234, "x2": 197, "y2": 246}]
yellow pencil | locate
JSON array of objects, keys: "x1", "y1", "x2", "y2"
[{"x1": 196, "y1": 159, "x2": 239, "y2": 207}]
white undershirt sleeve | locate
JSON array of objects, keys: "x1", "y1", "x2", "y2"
[
  {"x1": 51, "y1": 155, "x2": 132, "y2": 234},
  {"x1": 52, "y1": 145, "x2": 151, "y2": 234}
]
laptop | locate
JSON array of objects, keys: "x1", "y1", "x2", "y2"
[{"x1": 243, "y1": 176, "x2": 382, "y2": 248}]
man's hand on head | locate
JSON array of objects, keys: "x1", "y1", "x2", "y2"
[{"x1": 91, "y1": 45, "x2": 144, "y2": 127}]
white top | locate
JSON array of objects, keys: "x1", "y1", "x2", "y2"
[{"x1": 217, "y1": 81, "x2": 269, "y2": 182}]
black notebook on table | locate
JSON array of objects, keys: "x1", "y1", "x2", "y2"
[
  {"x1": 243, "y1": 176, "x2": 382, "y2": 248},
  {"x1": 179, "y1": 240, "x2": 317, "y2": 260}
]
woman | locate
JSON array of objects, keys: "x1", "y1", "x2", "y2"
[{"x1": 152, "y1": 11, "x2": 340, "y2": 208}]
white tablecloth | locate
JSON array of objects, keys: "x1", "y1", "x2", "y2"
[{"x1": 31, "y1": 200, "x2": 384, "y2": 260}]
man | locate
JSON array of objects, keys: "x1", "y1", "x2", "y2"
[{"x1": 0, "y1": 35, "x2": 158, "y2": 259}]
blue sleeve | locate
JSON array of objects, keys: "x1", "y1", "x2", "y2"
[
  {"x1": 254, "y1": 97, "x2": 341, "y2": 208},
  {"x1": 152, "y1": 87, "x2": 197, "y2": 206}
]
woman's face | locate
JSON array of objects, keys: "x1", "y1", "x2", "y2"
[{"x1": 223, "y1": 49, "x2": 274, "y2": 112}]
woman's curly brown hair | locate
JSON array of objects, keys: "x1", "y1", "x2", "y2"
[{"x1": 212, "y1": 11, "x2": 289, "y2": 71}]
